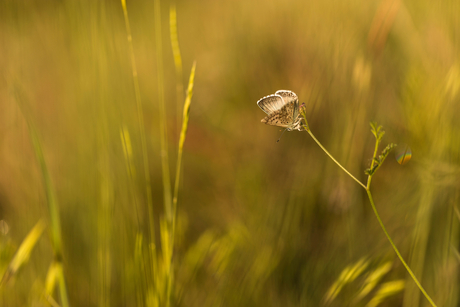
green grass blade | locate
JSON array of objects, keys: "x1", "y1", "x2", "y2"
[
  {"x1": 29, "y1": 124, "x2": 62, "y2": 256},
  {"x1": 355, "y1": 261, "x2": 393, "y2": 302},
  {"x1": 154, "y1": 0, "x2": 173, "y2": 225},
  {"x1": 366, "y1": 280, "x2": 405, "y2": 307},
  {"x1": 324, "y1": 258, "x2": 369, "y2": 304},
  {"x1": 165, "y1": 62, "x2": 196, "y2": 306},
  {"x1": 1, "y1": 220, "x2": 45, "y2": 286},
  {"x1": 16, "y1": 98, "x2": 70, "y2": 307},
  {"x1": 44, "y1": 261, "x2": 63, "y2": 307},
  {"x1": 169, "y1": 4, "x2": 184, "y2": 133},
  {"x1": 120, "y1": 0, "x2": 157, "y2": 290},
  {"x1": 172, "y1": 62, "x2": 196, "y2": 235}
]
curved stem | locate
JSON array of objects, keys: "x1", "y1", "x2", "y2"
[
  {"x1": 366, "y1": 190, "x2": 437, "y2": 307},
  {"x1": 304, "y1": 124, "x2": 437, "y2": 306},
  {"x1": 306, "y1": 130, "x2": 367, "y2": 190},
  {"x1": 366, "y1": 134, "x2": 380, "y2": 188}
]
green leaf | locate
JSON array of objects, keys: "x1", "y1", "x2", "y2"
[
  {"x1": 324, "y1": 258, "x2": 369, "y2": 304},
  {"x1": 1, "y1": 220, "x2": 45, "y2": 286},
  {"x1": 354, "y1": 262, "x2": 393, "y2": 302},
  {"x1": 366, "y1": 280, "x2": 405, "y2": 307}
]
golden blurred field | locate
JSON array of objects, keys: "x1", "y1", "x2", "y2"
[{"x1": 1, "y1": 0, "x2": 459, "y2": 306}]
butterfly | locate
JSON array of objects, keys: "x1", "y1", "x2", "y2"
[{"x1": 257, "y1": 90, "x2": 306, "y2": 131}]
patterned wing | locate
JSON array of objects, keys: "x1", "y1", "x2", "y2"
[
  {"x1": 275, "y1": 90, "x2": 298, "y2": 105},
  {"x1": 257, "y1": 94, "x2": 286, "y2": 115},
  {"x1": 276, "y1": 90, "x2": 300, "y2": 126},
  {"x1": 261, "y1": 102, "x2": 295, "y2": 128},
  {"x1": 258, "y1": 90, "x2": 305, "y2": 131}
]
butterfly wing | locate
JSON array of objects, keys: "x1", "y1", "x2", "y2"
[
  {"x1": 275, "y1": 90, "x2": 298, "y2": 105},
  {"x1": 258, "y1": 90, "x2": 305, "y2": 130},
  {"x1": 283, "y1": 99, "x2": 297, "y2": 122},
  {"x1": 276, "y1": 90, "x2": 300, "y2": 126},
  {"x1": 261, "y1": 102, "x2": 295, "y2": 128},
  {"x1": 257, "y1": 94, "x2": 286, "y2": 115}
]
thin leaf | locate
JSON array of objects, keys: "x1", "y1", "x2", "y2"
[{"x1": 1, "y1": 220, "x2": 45, "y2": 286}]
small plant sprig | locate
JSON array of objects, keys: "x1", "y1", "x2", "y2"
[
  {"x1": 365, "y1": 122, "x2": 397, "y2": 176},
  {"x1": 301, "y1": 113, "x2": 437, "y2": 307}
]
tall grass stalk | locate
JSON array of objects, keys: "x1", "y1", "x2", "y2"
[
  {"x1": 15, "y1": 97, "x2": 69, "y2": 307},
  {"x1": 153, "y1": 0, "x2": 175, "y2": 304},
  {"x1": 169, "y1": 4, "x2": 184, "y2": 133},
  {"x1": 97, "y1": 132, "x2": 112, "y2": 307},
  {"x1": 154, "y1": 0, "x2": 173, "y2": 224},
  {"x1": 164, "y1": 62, "x2": 196, "y2": 303},
  {"x1": 172, "y1": 62, "x2": 196, "y2": 240},
  {"x1": 120, "y1": 3, "x2": 159, "y2": 300},
  {"x1": 120, "y1": 127, "x2": 142, "y2": 227},
  {"x1": 302, "y1": 121, "x2": 437, "y2": 307},
  {"x1": 120, "y1": 0, "x2": 156, "y2": 252},
  {"x1": 93, "y1": 3, "x2": 114, "y2": 304}
]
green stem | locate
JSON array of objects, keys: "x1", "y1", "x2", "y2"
[
  {"x1": 120, "y1": 0, "x2": 156, "y2": 256},
  {"x1": 153, "y1": 0, "x2": 173, "y2": 305},
  {"x1": 57, "y1": 264, "x2": 70, "y2": 307},
  {"x1": 19, "y1": 102, "x2": 69, "y2": 307},
  {"x1": 366, "y1": 190, "x2": 437, "y2": 307},
  {"x1": 120, "y1": 0, "x2": 157, "y2": 297},
  {"x1": 306, "y1": 130, "x2": 367, "y2": 190},
  {"x1": 366, "y1": 135, "x2": 380, "y2": 189},
  {"x1": 305, "y1": 126, "x2": 437, "y2": 307}
]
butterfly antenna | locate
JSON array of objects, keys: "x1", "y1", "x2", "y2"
[{"x1": 277, "y1": 128, "x2": 288, "y2": 143}]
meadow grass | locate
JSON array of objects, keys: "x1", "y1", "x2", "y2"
[
  {"x1": 120, "y1": 1, "x2": 196, "y2": 305},
  {"x1": 303, "y1": 117, "x2": 437, "y2": 306},
  {"x1": 9, "y1": 93, "x2": 70, "y2": 306},
  {"x1": 169, "y1": 4, "x2": 185, "y2": 132},
  {"x1": 0, "y1": 0, "x2": 458, "y2": 306}
]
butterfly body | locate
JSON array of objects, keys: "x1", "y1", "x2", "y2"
[{"x1": 257, "y1": 90, "x2": 305, "y2": 131}]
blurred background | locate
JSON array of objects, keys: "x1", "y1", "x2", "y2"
[{"x1": 1, "y1": 0, "x2": 459, "y2": 306}]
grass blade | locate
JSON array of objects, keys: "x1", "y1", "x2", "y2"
[
  {"x1": 120, "y1": 0, "x2": 157, "y2": 292},
  {"x1": 154, "y1": 0, "x2": 173, "y2": 224},
  {"x1": 15, "y1": 96, "x2": 70, "y2": 307},
  {"x1": 173, "y1": 62, "x2": 196, "y2": 235},
  {"x1": 169, "y1": 4, "x2": 184, "y2": 133},
  {"x1": 1, "y1": 220, "x2": 45, "y2": 286}
]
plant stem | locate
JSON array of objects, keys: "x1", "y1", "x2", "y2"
[
  {"x1": 364, "y1": 136, "x2": 436, "y2": 306},
  {"x1": 366, "y1": 190, "x2": 437, "y2": 307},
  {"x1": 153, "y1": 0, "x2": 174, "y2": 305},
  {"x1": 120, "y1": 0, "x2": 156, "y2": 256},
  {"x1": 153, "y1": 0, "x2": 173, "y2": 224},
  {"x1": 306, "y1": 130, "x2": 367, "y2": 190},
  {"x1": 169, "y1": 4, "x2": 184, "y2": 134},
  {"x1": 120, "y1": 0, "x2": 158, "y2": 299},
  {"x1": 305, "y1": 126, "x2": 437, "y2": 307},
  {"x1": 19, "y1": 102, "x2": 69, "y2": 307},
  {"x1": 366, "y1": 135, "x2": 380, "y2": 189},
  {"x1": 172, "y1": 63, "x2": 196, "y2": 240}
]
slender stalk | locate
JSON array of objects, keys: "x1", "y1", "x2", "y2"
[
  {"x1": 120, "y1": 2, "x2": 158, "y2": 300},
  {"x1": 153, "y1": 0, "x2": 173, "y2": 305},
  {"x1": 154, "y1": 0, "x2": 173, "y2": 223},
  {"x1": 56, "y1": 264, "x2": 69, "y2": 307},
  {"x1": 305, "y1": 125, "x2": 437, "y2": 307},
  {"x1": 306, "y1": 129, "x2": 367, "y2": 190},
  {"x1": 120, "y1": 0, "x2": 156, "y2": 250},
  {"x1": 366, "y1": 135, "x2": 380, "y2": 189},
  {"x1": 13, "y1": 84, "x2": 69, "y2": 306},
  {"x1": 26, "y1": 116, "x2": 70, "y2": 307},
  {"x1": 366, "y1": 191, "x2": 437, "y2": 307},
  {"x1": 172, "y1": 62, "x2": 196, "y2": 240},
  {"x1": 168, "y1": 66, "x2": 196, "y2": 305},
  {"x1": 169, "y1": 4, "x2": 184, "y2": 134}
]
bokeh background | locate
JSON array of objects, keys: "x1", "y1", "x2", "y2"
[{"x1": 1, "y1": 0, "x2": 460, "y2": 306}]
